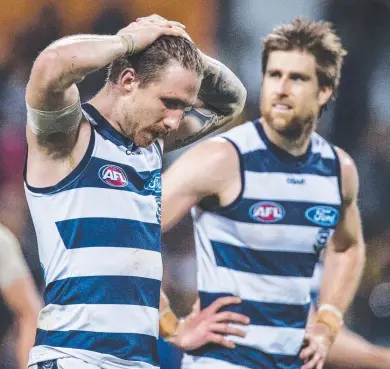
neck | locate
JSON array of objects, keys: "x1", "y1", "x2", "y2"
[
  {"x1": 88, "y1": 84, "x2": 127, "y2": 136},
  {"x1": 261, "y1": 117, "x2": 316, "y2": 157}
]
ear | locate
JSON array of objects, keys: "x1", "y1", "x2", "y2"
[
  {"x1": 318, "y1": 86, "x2": 333, "y2": 107},
  {"x1": 119, "y1": 68, "x2": 138, "y2": 93}
]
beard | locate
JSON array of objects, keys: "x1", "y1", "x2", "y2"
[{"x1": 261, "y1": 106, "x2": 316, "y2": 141}]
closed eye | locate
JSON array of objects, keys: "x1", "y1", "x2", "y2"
[{"x1": 161, "y1": 98, "x2": 188, "y2": 110}]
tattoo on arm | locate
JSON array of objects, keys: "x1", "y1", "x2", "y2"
[
  {"x1": 167, "y1": 55, "x2": 247, "y2": 151},
  {"x1": 168, "y1": 108, "x2": 221, "y2": 150}
]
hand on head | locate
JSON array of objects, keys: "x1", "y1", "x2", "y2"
[{"x1": 118, "y1": 14, "x2": 193, "y2": 54}]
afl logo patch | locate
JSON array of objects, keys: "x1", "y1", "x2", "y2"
[
  {"x1": 249, "y1": 201, "x2": 285, "y2": 223},
  {"x1": 99, "y1": 165, "x2": 128, "y2": 188}
]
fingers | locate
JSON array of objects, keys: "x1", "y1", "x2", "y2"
[
  {"x1": 205, "y1": 332, "x2": 235, "y2": 349},
  {"x1": 300, "y1": 337, "x2": 325, "y2": 369},
  {"x1": 206, "y1": 296, "x2": 242, "y2": 313},
  {"x1": 213, "y1": 311, "x2": 250, "y2": 325},
  {"x1": 158, "y1": 26, "x2": 188, "y2": 39},
  {"x1": 137, "y1": 15, "x2": 186, "y2": 29},
  {"x1": 301, "y1": 352, "x2": 323, "y2": 369},
  {"x1": 209, "y1": 323, "x2": 246, "y2": 338},
  {"x1": 300, "y1": 338, "x2": 317, "y2": 361}
]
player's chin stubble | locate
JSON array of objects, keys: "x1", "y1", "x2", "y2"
[{"x1": 265, "y1": 111, "x2": 315, "y2": 142}]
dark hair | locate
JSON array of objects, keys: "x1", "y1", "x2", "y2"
[
  {"x1": 107, "y1": 36, "x2": 203, "y2": 86},
  {"x1": 262, "y1": 18, "x2": 347, "y2": 104}
]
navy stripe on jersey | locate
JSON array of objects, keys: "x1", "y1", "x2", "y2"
[
  {"x1": 35, "y1": 329, "x2": 159, "y2": 366},
  {"x1": 244, "y1": 150, "x2": 337, "y2": 176},
  {"x1": 188, "y1": 344, "x2": 303, "y2": 369},
  {"x1": 44, "y1": 276, "x2": 161, "y2": 307},
  {"x1": 58, "y1": 157, "x2": 160, "y2": 195},
  {"x1": 56, "y1": 218, "x2": 160, "y2": 251},
  {"x1": 211, "y1": 241, "x2": 317, "y2": 278},
  {"x1": 199, "y1": 292, "x2": 310, "y2": 328},
  {"x1": 216, "y1": 198, "x2": 341, "y2": 227}
]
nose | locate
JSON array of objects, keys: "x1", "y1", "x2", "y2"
[
  {"x1": 275, "y1": 77, "x2": 289, "y2": 96},
  {"x1": 163, "y1": 110, "x2": 183, "y2": 131}
]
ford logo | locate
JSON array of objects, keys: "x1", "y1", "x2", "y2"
[{"x1": 305, "y1": 206, "x2": 339, "y2": 227}]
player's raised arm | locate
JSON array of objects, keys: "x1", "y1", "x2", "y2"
[
  {"x1": 163, "y1": 52, "x2": 247, "y2": 152},
  {"x1": 26, "y1": 16, "x2": 187, "y2": 155},
  {"x1": 301, "y1": 148, "x2": 366, "y2": 369}
]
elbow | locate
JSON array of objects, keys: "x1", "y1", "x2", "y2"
[
  {"x1": 234, "y1": 84, "x2": 247, "y2": 117},
  {"x1": 29, "y1": 48, "x2": 66, "y2": 92},
  {"x1": 227, "y1": 81, "x2": 247, "y2": 119}
]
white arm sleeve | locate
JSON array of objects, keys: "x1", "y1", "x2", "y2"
[
  {"x1": 26, "y1": 99, "x2": 83, "y2": 134},
  {"x1": 0, "y1": 225, "x2": 30, "y2": 289}
]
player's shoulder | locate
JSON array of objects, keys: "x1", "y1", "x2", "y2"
[
  {"x1": 334, "y1": 146, "x2": 358, "y2": 177},
  {"x1": 190, "y1": 136, "x2": 239, "y2": 167},
  {"x1": 334, "y1": 146, "x2": 359, "y2": 202}
]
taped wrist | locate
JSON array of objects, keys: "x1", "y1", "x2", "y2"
[
  {"x1": 316, "y1": 304, "x2": 344, "y2": 338},
  {"x1": 26, "y1": 99, "x2": 83, "y2": 135},
  {"x1": 118, "y1": 33, "x2": 135, "y2": 55},
  {"x1": 159, "y1": 307, "x2": 179, "y2": 339}
]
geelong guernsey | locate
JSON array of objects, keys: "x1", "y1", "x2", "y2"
[
  {"x1": 187, "y1": 120, "x2": 342, "y2": 369},
  {"x1": 24, "y1": 104, "x2": 163, "y2": 369}
]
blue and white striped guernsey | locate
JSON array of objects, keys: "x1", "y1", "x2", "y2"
[
  {"x1": 24, "y1": 103, "x2": 163, "y2": 369},
  {"x1": 186, "y1": 120, "x2": 342, "y2": 369}
]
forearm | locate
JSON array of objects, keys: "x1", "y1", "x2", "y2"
[
  {"x1": 15, "y1": 314, "x2": 38, "y2": 369},
  {"x1": 164, "y1": 55, "x2": 247, "y2": 151},
  {"x1": 33, "y1": 35, "x2": 127, "y2": 92},
  {"x1": 319, "y1": 243, "x2": 365, "y2": 314},
  {"x1": 200, "y1": 53, "x2": 247, "y2": 118}
]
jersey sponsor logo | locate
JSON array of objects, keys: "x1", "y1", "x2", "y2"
[
  {"x1": 99, "y1": 165, "x2": 129, "y2": 187},
  {"x1": 144, "y1": 173, "x2": 162, "y2": 194},
  {"x1": 249, "y1": 201, "x2": 285, "y2": 223},
  {"x1": 305, "y1": 206, "x2": 339, "y2": 227},
  {"x1": 287, "y1": 177, "x2": 305, "y2": 185}
]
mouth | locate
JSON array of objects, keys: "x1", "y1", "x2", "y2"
[{"x1": 272, "y1": 103, "x2": 293, "y2": 112}]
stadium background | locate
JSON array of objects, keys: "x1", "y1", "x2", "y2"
[{"x1": 1, "y1": 0, "x2": 390, "y2": 368}]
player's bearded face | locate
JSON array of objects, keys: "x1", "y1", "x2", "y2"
[
  {"x1": 260, "y1": 50, "x2": 331, "y2": 140},
  {"x1": 120, "y1": 62, "x2": 200, "y2": 147}
]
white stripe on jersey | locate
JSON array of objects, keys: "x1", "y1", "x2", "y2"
[
  {"x1": 222, "y1": 122, "x2": 266, "y2": 154},
  {"x1": 228, "y1": 324, "x2": 305, "y2": 356},
  {"x1": 51, "y1": 187, "x2": 158, "y2": 224},
  {"x1": 57, "y1": 247, "x2": 162, "y2": 281},
  {"x1": 31, "y1": 346, "x2": 159, "y2": 369},
  {"x1": 38, "y1": 304, "x2": 159, "y2": 336},
  {"x1": 311, "y1": 133, "x2": 336, "y2": 159},
  {"x1": 198, "y1": 267, "x2": 311, "y2": 306},
  {"x1": 244, "y1": 172, "x2": 341, "y2": 204},
  {"x1": 94, "y1": 134, "x2": 161, "y2": 172}
]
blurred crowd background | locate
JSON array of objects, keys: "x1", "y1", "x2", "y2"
[{"x1": 1, "y1": 0, "x2": 390, "y2": 368}]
